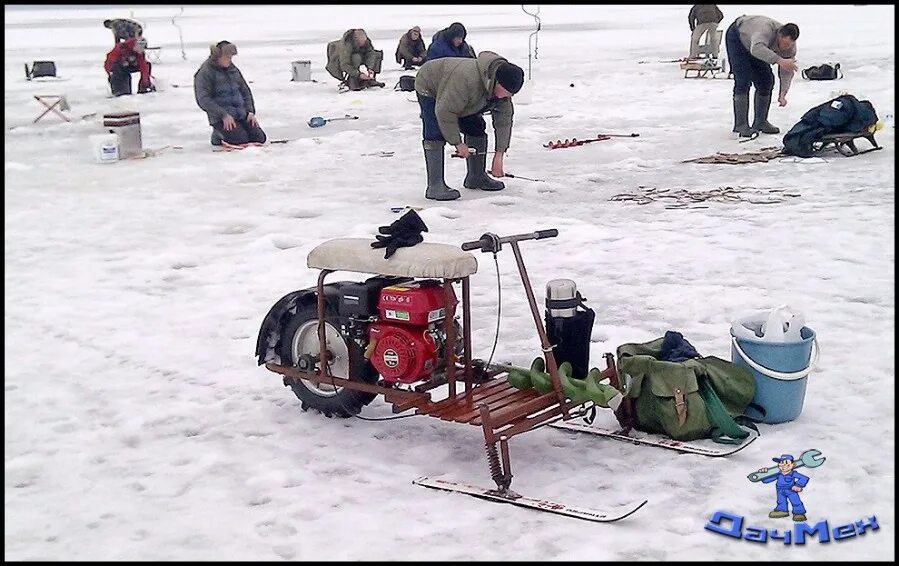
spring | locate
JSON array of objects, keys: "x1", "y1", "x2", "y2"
[{"x1": 485, "y1": 441, "x2": 503, "y2": 484}]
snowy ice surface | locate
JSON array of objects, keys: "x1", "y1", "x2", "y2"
[{"x1": 4, "y1": 3, "x2": 895, "y2": 561}]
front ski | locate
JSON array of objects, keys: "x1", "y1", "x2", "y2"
[
  {"x1": 549, "y1": 421, "x2": 758, "y2": 457},
  {"x1": 413, "y1": 477, "x2": 647, "y2": 523}
]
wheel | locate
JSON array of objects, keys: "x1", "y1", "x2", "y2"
[{"x1": 279, "y1": 300, "x2": 378, "y2": 418}]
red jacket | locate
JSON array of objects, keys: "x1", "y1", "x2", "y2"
[{"x1": 105, "y1": 37, "x2": 150, "y2": 87}]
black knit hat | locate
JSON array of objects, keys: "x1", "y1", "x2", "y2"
[
  {"x1": 447, "y1": 22, "x2": 467, "y2": 40},
  {"x1": 495, "y1": 62, "x2": 524, "y2": 94}
]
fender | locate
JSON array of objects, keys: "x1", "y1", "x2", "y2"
[{"x1": 255, "y1": 282, "x2": 350, "y2": 366}]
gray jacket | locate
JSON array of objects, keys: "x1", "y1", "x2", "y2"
[
  {"x1": 735, "y1": 15, "x2": 797, "y2": 98},
  {"x1": 193, "y1": 57, "x2": 256, "y2": 126},
  {"x1": 414, "y1": 51, "x2": 514, "y2": 151},
  {"x1": 688, "y1": 5, "x2": 723, "y2": 30}
]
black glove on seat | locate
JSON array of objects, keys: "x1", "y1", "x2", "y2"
[{"x1": 371, "y1": 210, "x2": 428, "y2": 258}]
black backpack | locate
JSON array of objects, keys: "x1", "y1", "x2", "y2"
[
  {"x1": 782, "y1": 94, "x2": 878, "y2": 158},
  {"x1": 394, "y1": 75, "x2": 415, "y2": 91},
  {"x1": 802, "y1": 63, "x2": 842, "y2": 81}
]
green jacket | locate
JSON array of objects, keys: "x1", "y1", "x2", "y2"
[
  {"x1": 414, "y1": 51, "x2": 514, "y2": 152},
  {"x1": 334, "y1": 29, "x2": 380, "y2": 79}
]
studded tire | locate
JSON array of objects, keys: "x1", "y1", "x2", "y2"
[{"x1": 278, "y1": 300, "x2": 378, "y2": 418}]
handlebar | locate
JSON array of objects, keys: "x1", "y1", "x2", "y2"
[{"x1": 461, "y1": 229, "x2": 559, "y2": 253}]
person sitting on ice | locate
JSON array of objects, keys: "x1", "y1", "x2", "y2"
[
  {"x1": 193, "y1": 40, "x2": 267, "y2": 147},
  {"x1": 426, "y1": 22, "x2": 476, "y2": 61},
  {"x1": 104, "y1": 37, "x2": 155, "y2": 97},
  {"x1": 395, "y1": 26, "x2": 427, "y2": 70},
  {"x1": 326, "y1": 29, "x2": 385, "y2": 91}
]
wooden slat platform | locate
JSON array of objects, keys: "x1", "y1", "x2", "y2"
[{"x1": 388, "y1": 375, "x2": 567, "y2": 430}]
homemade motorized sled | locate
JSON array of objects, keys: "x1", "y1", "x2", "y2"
[{"x1": 255, "y1": 229, "x2": 649, "y2": 522}]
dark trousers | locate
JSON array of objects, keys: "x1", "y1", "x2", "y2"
[
  {"x1": 725, "y1": 22, "x2": 774, "y2": 96},
  {"x1": 417, "y1": 94, "x2": 486, "y2": 142},
  {"x1": 213, "y1": 117, "x2": 267, "y2": 145},
  {"x1": 109, "y1": 62, "x2": 152, "y2": 97},
  {"x1": 401, "y1": 55, "x2": 427, "y2": 70}
]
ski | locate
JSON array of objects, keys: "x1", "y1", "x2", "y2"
[
  {"x1": 413, "y1": 476, "x2": 648, "y2": 523},
  {"x1": 549, "y1": 421, "x2": 759, "y2": 457}
]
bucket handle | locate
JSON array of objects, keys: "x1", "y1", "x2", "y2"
[{"x1": 731, "y1": 337, "x2": 819, "y2": 381}]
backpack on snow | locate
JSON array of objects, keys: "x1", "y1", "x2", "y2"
[
  {"x1": 394, "y1": 75, "x2": 415, "y2": 91},
  {"x1": 802, "y1": 63, "x2": 842, "y2": 81},
  {"x1": 782, "y1": 94, "x2": 879, "y2": 158},
  {"x1": 617, "y1": 337, "x2": 761, "y2": 444}
]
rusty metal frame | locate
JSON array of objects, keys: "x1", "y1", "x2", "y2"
[{"x1": 265, "y1": 238, "x2": 611, "y2": 494}]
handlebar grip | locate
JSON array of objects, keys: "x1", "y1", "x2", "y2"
[
  {"x1": 535, "y1": 229, "x2": 559, "y2": 240},
  {"x1": 461, "y1": 240, "x2": 484, "y2": 251}
]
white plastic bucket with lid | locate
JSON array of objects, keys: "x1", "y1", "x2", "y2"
[{"x1": 90, "y1": 133, "x2": 119, "y2": 163}]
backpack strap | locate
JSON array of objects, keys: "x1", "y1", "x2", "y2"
[{"x1": 697, "y1": 377, "x2": 755, "y2": 445}]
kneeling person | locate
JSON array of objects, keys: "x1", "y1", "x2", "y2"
[
  {"x1": 105, "y1": 37, "x2": 154, "y2": 96},
  {"x1": 193, "y1": 41, "x2": 266, "y2": 146},
  {"x1": 414, "y1": 52, "x2": 524, "y2": 201}
]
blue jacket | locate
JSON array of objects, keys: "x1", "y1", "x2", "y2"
[
  {"x1": 427, "y1": 25, "x2": 476, "y2": 61},
  {"x1": 762, "y1": 470, "x2": 809, "y2": 490}
]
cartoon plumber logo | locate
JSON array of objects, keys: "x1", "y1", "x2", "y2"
[
  {"x1": 747, "y1": 449, "x2": 826, "y2": 522},
  {"x1": 706, "y1": 449, "x2": 881, "y2": 544}
]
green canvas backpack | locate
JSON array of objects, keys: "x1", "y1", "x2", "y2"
[{"x1": 617, "y1": 338, "x2": 761, "y2": 443}]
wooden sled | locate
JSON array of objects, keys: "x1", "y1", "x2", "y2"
[{"x1": 816, "y1": 131, "x2": 882, "y2": 157}]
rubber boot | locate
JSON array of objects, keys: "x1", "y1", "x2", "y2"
[
  {"x1": 732, "y1": 93, "x2": 754, "y2": 138},
  {"x1": 423, "y1": 140, "x2": 460, "y2": 201},
  {"x1": 462, "y1": 135, "x2": 504, "y2": 191},
  {"x1": 211, "y1": 129, "x2": 224, "y2": 146},
  {"x1": 752, "y1": 92, "x2": 780, "y2": 134}
]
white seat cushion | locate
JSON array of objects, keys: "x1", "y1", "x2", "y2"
[{"x1": 307, "y1": 238, "x2": 478, "y2": 279}]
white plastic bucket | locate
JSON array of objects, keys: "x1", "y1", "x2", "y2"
[
  {"x1": 291, "y1": 60, "x2": 312, "y2": 82},
  {"x1": 90, "y1": 133, "x2": 119, "y2": 164}
]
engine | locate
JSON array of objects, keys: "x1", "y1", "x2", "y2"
[{"x1": 367, "y1": 280, "x2": 457, "y2": 383}]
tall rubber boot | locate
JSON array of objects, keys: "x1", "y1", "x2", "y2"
[
  {"x1": 462, "y1": 135, "x2": 505, "y2": 191},
  {"x1": 752, "y1": 92, "x2": 780, "y2": 134},
  {"x1": 732, "y1": 93, "x2": 754, "y2": 137},
  {"x1": 423, "y1": 140, "x2": 460, "y2": 201}
]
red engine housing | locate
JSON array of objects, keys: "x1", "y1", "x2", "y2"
[
  {"x1": 368, "y1": 281, "x2": 457, "y2": 383},
  {"x1": 377, "y1": 280, "x2": 454, "y2": 326},
  {"x1": 368, "y1": 323, "x2": 438, "y2": 383}
]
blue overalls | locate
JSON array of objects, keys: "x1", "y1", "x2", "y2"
[{"x1": 762, "y1": 470, "x2": 809, "y2": 513}]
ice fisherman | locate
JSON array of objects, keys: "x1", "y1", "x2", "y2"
[
  {"x1": 193, "y1": 41, "x2": 267, "y2": 147},
  {"x1": 326, "y1": 29, "x2": 385, "y2": 91},
  {"x1": 395, "y1": 26, "x2": 427, "y2": 70},
  {"x1": 687, "y1": 5, "x2": 724, "y2": 59},
  {"x1": 426, "y1": 22, "x2": 476, "y2": 61},
  {"x1": 725, "y1": 15, "x2": 799, "y2": 138},
  {"x1": 103, "y1": 18, "x2": 143, "y2": 45},
  {"x1": 758, "y1": 454, "x2": 809, "y2": 522},
  {"x1": 105, "y1": 37, "x2": 155, "y2": 97},
  {"x1": 414, "y1": 52, "x2": 524, "y2": 201}
]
